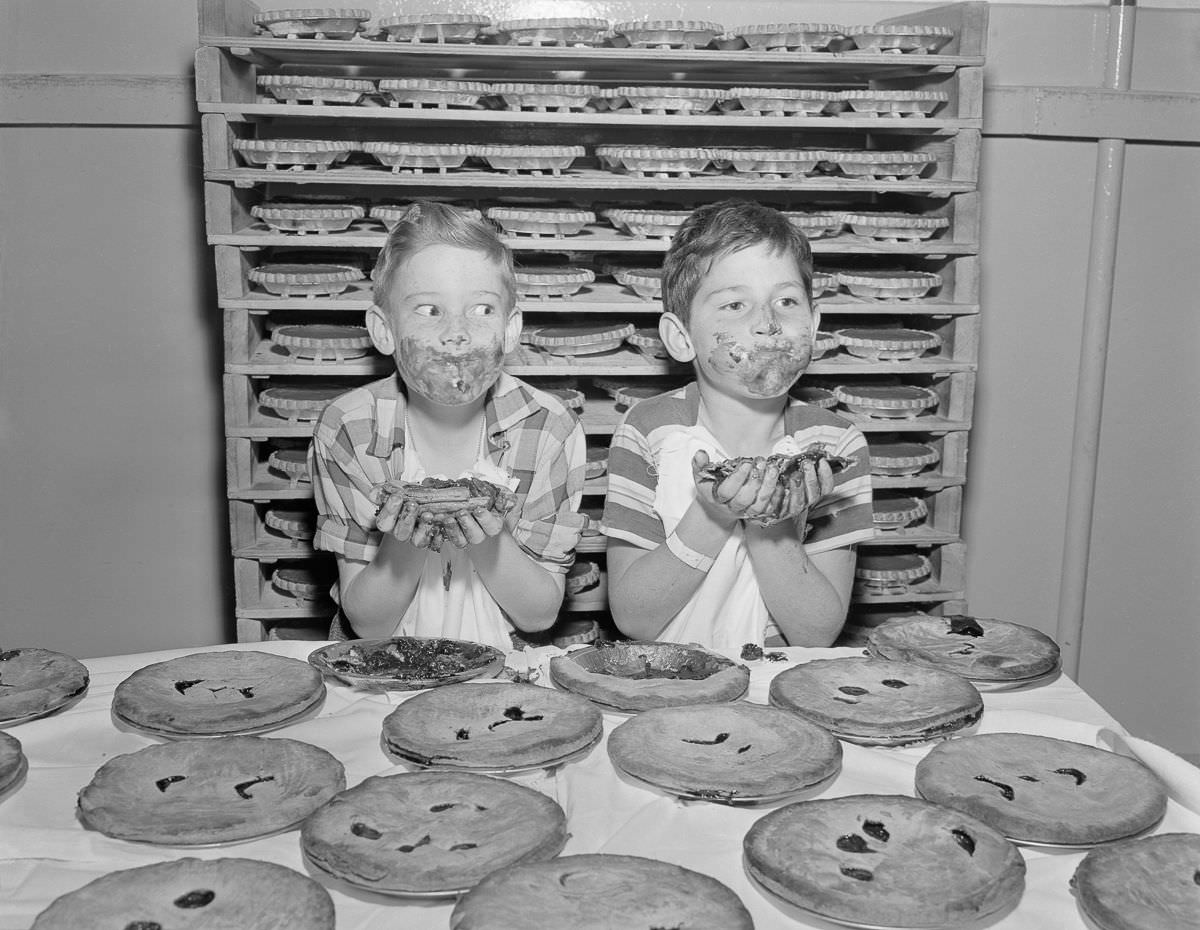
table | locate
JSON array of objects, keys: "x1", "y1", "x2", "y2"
[{"x1": 3, "y1": 641, "x2": 1199, "y2": 930}]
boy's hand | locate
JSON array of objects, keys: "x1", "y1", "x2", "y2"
[
  {"x1": 376, "y1": 498, "x2": 443, "y2": 550},
  {"x1": 692, "y1": 450, "x2": 786, "y2": 525},
  {"x1": 776, "y1": 457, "x2": 836, "y2": 525},
  {"x1": 440, "y1": 506, "x2": 507, "y2": 550}
]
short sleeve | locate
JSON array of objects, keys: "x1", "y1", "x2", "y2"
[
  {"x1": 600, "y1": 417, "x2": 665, "y2": 550},
  {"x1": 508, "y1": 417, "x2": 587, "y2": 573},
  {"x1": 308, "y1": 408, "x2": 384, "y2": 564},
  {"x1": 803, "y1": 424, "x2": 875, "y2": 554}
]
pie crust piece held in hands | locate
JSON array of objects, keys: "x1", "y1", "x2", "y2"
[
  {"x1": 744, "y1": 794, "x2": 1025, "y2": 929},
  {"x1": 914, "y1": 732, "x2": 1168, "y2": 846},
  {"x1": 0, "y1": 648, "x2": 90, "y2": 724},
  {"x1": 111, "y1": 650, "x2": 325, "y2": 736},
  {"x1": 768, "y1": 656, "x2": 982, "y2": 745},
  {"x1": 450, "y1": 853, "x2": 754, "y2": 930},
  {"x1": 549, "y1": 641, "x2": 750, "y2": 712},
  {"x1": 867, "y1": 614, "x2": 1061, "y2": 682},
  {"x1": 301, "y1": 771, "x2": 568, "y2": 895},
  {"x1": 607, "y1": 701, "x2": 842, "y2": 802},
  {"x1": 382, "y1": 681, "x2": 602, "y2": 770},
  {"x1": 31, "y1": 857, "x2": 335, "y2": 930},
  {"x1": 1070, "y1": 833, "x2": 1200, "y2": 930},
  {"x1": 78, "y1": 735, "x2": 346, "y2": 845}
]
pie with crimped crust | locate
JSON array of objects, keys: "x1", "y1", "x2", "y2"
[
  {"x1": 450, "y1": 853, "x2": 754, "y2": 930},
  {"x1": 767, "y1": 656, "x2": 982, "y2": 745},
  {"x1": 0, "y1": 648, "x2": 89, "y2": 724},
  {"x1": 915, "y1": 732, "x2": 1168, "y2": 846},
  {"x1": 301, "y1": 771, "x2": 567, "y2": 894},
  {"x1": 0, "y1": 731, "x2": 27, "y2": 795},
  {"x1": 31, "y1": 857, "x2": 335, "y2": 930},
  {"x1": 867, "y1": 614, "x2": 1061, "y2": 681},
  {"x1": 744, "y1": 794, "x2": 1025, "y2": 929},
  {"x1": 1070, "y1": 833, "x2": 1200, "y2": 930}
]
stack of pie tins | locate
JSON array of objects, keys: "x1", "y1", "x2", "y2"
[
  {"x1": 0, "y1": 731, "x2": 27, "y2": 798},
  {"x1": 30, "y1": 858, "x2": 336, "y2": 930},
  {"x1": 256, "y1": 74, "x2": 376, "y2": 106},
  {"x1": 768, "y1": 656, "x2": 983, "y2": 745},
  {"x1": 374, "y1": 13, "x2": 491, "y2": 44},
  {"x1": 250, "y1": 202, "x2": 364, "y2": 233},
  {"x1": 300, "y1": 771, "x2": 568, "y2": 896},
  {"x1": 549, "y1": 641, "x2": 750, "y2": 712},
  {"x1": 743, "y1": 795, "x2": 1025, "y2": 928},
  {"x1": 449, "y1": 854, "x2": 754, "y2": 929},
  {"x1": 252, "y1": 8, "x2": 370, "y2": 39},
  {"x1": 866, "y1": 614, "x2": 1062, "y2": 687},
  {"x1": 1070, "y1": 833, "x2": 1200, "y2": 930},
  {"x1": 377, "y1": 78, "x2": 491, "y2": 108},
  {"x1": 527, "y1": 322, "x2": 633, "y2": 355},
  {"x1": 485, "y1": 206, "x2": 594, "y2": 237},
  {"x1": 111, "y1": 650, "x2": 326, "y2": 737},
  {"x1": 77, "y1": 735, "x2": 346, "y2": 844},
  {"x1": 608, "y1": 702, "x2": 841, "y2": 803},
  {"x1": 0, "y1": 648, "x2": 90, "y2": 725},
  {"x1": 381, "y1": 681, "x2": 603, "y2": 772},
  {"x1": 272, "y1": 324, "x2": 372, "y2": 361},
  {"x1": 307, "y1": 636, "x2": 506, "y2": 692},
  {"x1": 915, "y1": 733, "x2": 1169, "y2": 846}
]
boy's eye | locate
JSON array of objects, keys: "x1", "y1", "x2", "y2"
[
  {"x1": 470, "y1": 303, "x2": 496, "y2": 317},
  {"x1": 720, "y1": 300, "x2": 746, "y2": 313},
  {"x1": 414, "y1": 304, "x2": 440, "y2": 317}
]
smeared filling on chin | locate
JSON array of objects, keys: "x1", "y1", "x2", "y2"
[
  {"x1": 398, "y1": 338, "x2": 504, "y2": 405},
  {"x1": 708, "y1": 333, "x2": 811, "y2": 396}
]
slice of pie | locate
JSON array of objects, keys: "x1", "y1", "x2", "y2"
[
  {"x1": 307, "y1": 636, "x2": 506, "y2": 692},
  {"x1": 1071, "y1": 833, "x2": 1200, "y2": 930},
  {"x1": 382, "y1": 681, "x2": 602, "y2": 770},
  {"x1": 449, "y1": 854, "x2": 754, "y2": 930},
  {"x1": 111, "y1": 649, "x2": 326, "y2": 736},
  {"x1": 0, "y1": 648, "x2": 89, "y2": 724},
  {"x1": 0, "y1": 730, "x2": 27, "y2": 796},
  {"x1": 30, "y1": 857, "x2": 335, "y2": 930},
  {"x1": 549, "y1": 641, "x2": 749, "y2": 712},
  {"x1": 744, "y1": 794, "x2": 1025, "y2": 928},
  {"x1": 77, "y1": 735, "x2": 346, "y2": 845},
  {"x1": 914, "y1": 732, "x2": 1168, "y2": 846},
  {"x1": 301, "y1": 771, "x2": 567, "y2": 894},
  {"x1": 608, "y1": 701, "x2": 841, "y2": 802},
  {"x1": 768, "y1": 656, "x2": 982, "y2": 745},
  {"x1": 867, "y1": 614, "x2": 1061, "y2": 681}
]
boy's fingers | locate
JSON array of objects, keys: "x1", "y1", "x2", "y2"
[
  {"x1": 471, "y1": 507, "x2": 504, "y2": 537},
  {"x1": 716, "y1": 460, "x2": 754, "y2": 505}
]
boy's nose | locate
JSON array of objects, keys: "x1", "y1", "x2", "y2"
[{"x1": 752, "y1": 307, "x2": 783, "y2": 336}]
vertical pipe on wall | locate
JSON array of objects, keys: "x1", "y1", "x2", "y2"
[{"x1": 1056, "y1": 0, "x2": 1137, "y2": 680}]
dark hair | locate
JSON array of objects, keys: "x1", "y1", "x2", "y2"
[
  {"x1": 371, "y1": 201, "x2": 516, "y2": 312},
  {"x1": 662, "y1": 200, "x2": 813, "y2": 323}
]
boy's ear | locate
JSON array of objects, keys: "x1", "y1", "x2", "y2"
[
  {"x1": 659, "y1": 312, "x2": 695, "y2": 363},
  {"x1": 503, "y1": 305, "x2": 522, "y2": 355},
  {"x1": 365, "y1": 305, "x2": 395, "y2": 356},
  {"x1": 810, "y1": 302, "x2": 822, "y2": 338}
]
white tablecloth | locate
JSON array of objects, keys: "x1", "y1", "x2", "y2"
[{"x1": 3, "y1": 641, "x2": 1198, "y2": 930}]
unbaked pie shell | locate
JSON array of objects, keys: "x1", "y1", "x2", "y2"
[
  {"x1": 253, "y1": 8, "x2": 370, "y2": 39},
  {"x1": 251, "y1": 202, "x2": 364, "y2": 233},
  {"x1": 257, "y1": 74, "x2": 375, "y2": 105},
  {"x1": 248, "y1": 262, "x2": 363, "y2": 296},
  {"x1": 377, "y1": 79, "x2": 491, "y2": 109},
  {"x1": 375, "y1": 13, "x2": 490, "y2": 44}
]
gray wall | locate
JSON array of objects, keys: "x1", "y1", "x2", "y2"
[{"x1": 1, "y1": 1, "x2": 1197, "y2": 760}]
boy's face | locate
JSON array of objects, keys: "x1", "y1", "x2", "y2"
[
  {"x1": 665, "y1": 242, "x2": 818, "y2": 399},
  {"x1": 367, "y1": 244, "x2": 519, "y2": 406}
]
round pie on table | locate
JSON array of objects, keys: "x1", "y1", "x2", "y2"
[
  {"x1": 112, "y1": 650, "x2": 326, "y2": 737},
  {"x1": 867, "y1": 614, "x2": 1061, "y2": 682},
  {"x1": 0, "y1": 730, "x2": 27, "y2": 795},
  {"x1": 768, "y1": 656, "x2": 982, "y2": 745},
  {"x1": 0, "y1": 647, "x2": 90, "y2": 725},
  {"x1": 450, "y1": 853, "x2": 754, "y2": 930},
  {"x1": 31, "y1": 856, "x2": 335, "y2": 930},
  {"x1": 914, "y1": 732, "x2": 1168, "y2": 846},
  {"x1": 608, "y1": 701, "x2": 841, "y2": 802},
  {"x1": 744, "y1": 794, "x2": 1025, "y2": 929},
  {"x1": 382, "y1": 681, "x2": 602, "y2": 770},
  {"x1": 549, "y1": 642, "x2": 750, "y2": 712},
  {"x1": 307, "y1": 636, "x2": 506, "y2": 692},
  {"x1": 1070, "y1": 833, "x2": 1200, "y2": 930},
  {"x1": 77, "y1": 735, "x2": 346, "y2": 845},
  {"x1": 301, "y1": 771, "x2": 567, "y2": 895}
]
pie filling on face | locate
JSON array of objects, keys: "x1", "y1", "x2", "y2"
[
  {"x1": 743, "y1": 794, "x2": 1025, "y2": 928},
  {"x1": 1070, "y1": 833, "x2": 1200, "y2": 930},
  {"x1": 309, "y1": 637, "x2": 506, "y2": 691},
  {"x1": 867, "y1": 614, "x2": 1061, "y2": 681},
  {"x1": 30, "y1": 856, "x2": 335, "y2": 930},
  {"x1": 0, "y1": 648, "x2": 90, "y2": 723},
  {"x1": 449, "y1": 854, "x2": 754, "y2": 930},
  {"x1": 914, "y1": 732, "x2": 1169, "y2": 846},
  {"x1": 382, "y1": 681, "x2": 602, "y2": 769}
]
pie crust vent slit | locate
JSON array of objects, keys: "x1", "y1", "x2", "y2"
[{"x1": 173, "y1": 890, "x2": 215, "y2": 908}]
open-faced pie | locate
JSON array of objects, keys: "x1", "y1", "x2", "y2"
[
  {"x1": 248, "y1": 262, "x2": 363, "y2": 297},
  {"x1": 549, "y1": 642, "x2": 749, "y2": 712},
  {"x1": 273, "y1": 323, "x2": 372, "y2": 361},
  {"x1": 768, "y1": 656, "x2": 982, "y2": 745},
  {"x1": 527, "y1": 322, "x2": 631, "y2": 353},
  {"x1": 301, "y1": 771, "x2": 567, "y2": 895},
  {"x1": 308, "y1": 636, "x2": 506, "y2": 692},
  {"x1": 914, "y1": 733, "x2": 1168, "y2": 846},
  {"x1": 0, "y1": 647, "x2": 89, "y2": 725},
  {"x1": 867, "y1": 614, "x2": 1061, "y2": 682},
  {"x1": 727, "y1": 88, "x2": 839, "y2": 117},
  {"x1": 259, "y1": 383, "x2": 346, "y2": 421},
  {"x1": 382, "y1": 681, "x2": 602, "y2": 771},
  {"x1": 31, "y1": 857, "x2": 335, "y2": 930},
  {"x1": 744, "y1": 794, "x2": 1025, "y2": 928},
  {"x1": 112, "y1": 649, "x2": 325, "y2": 737},
  {"x1": 495, "y1": 17, "x2": 609, "y2": 47},
  {"x1": 0, "y1": 730, "x2": 27, "y2": 796},
  {"x1": 608, "y1": 701, "x2": 841, "y2": 802},
  {"x1": 78, "y1": 735, "x2": 346, "y2": 845},
  {"x1": 1070, "y1": 833, "x2": 1200, "y2": 930},
  {"x1": 450, "y1": 853, "x2": 754, "y2": 930},
  {"x1": 233, "y1": 138, "x2": 357, "y2": 171}
]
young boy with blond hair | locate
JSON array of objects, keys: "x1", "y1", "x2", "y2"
[
  {"x1": 308, "y1": 202, "x2": 587, "y2": 648},
  {"x1": 602, "y1": 200, "x2": 874, "y2": 649}
]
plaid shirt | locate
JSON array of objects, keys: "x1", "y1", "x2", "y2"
[{"x1": 309, "y1": 372, "x2": 587, "y2": 572}]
